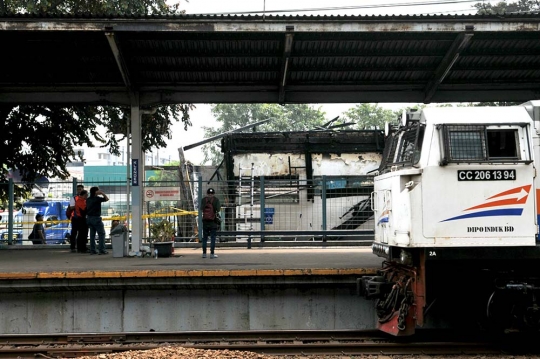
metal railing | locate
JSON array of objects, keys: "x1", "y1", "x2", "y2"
[{"x1": 0, "y1": 175, "x2": 375, "y2": 246}]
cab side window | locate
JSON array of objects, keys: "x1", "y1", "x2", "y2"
[
  {"x1": 441, "y1": 124, "x2": 523, "y2": 164},
  {"x1": 487, "y1": 130, "x2": 518, "y2": 159}
]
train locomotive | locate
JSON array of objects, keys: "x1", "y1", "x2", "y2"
[{"x1": 361, "y1": 101, "x2": 540, "y2": 336}]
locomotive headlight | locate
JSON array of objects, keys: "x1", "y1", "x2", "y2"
[{"x1": 400, "y1": 249, "x2": 412, "y2": 265}]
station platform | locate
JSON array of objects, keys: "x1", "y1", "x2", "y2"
[
  {"x1": 0, "y1": 246, "x2": 382, "y2": 280},
  {"x1": 0, "y1": 246, "x2": 382, "y2": 333}
]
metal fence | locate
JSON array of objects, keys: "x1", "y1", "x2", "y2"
[{"x1": 0, "y1": 175, "x2": 375, "y2": 246}]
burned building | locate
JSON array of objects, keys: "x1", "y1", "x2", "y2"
[{"x1": 219, "y1": 130, "x2": 385, "y2": 241}]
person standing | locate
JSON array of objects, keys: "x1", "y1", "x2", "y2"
[
  {"x1": 30, "y1": 213, "x2": 46, "y2": 245},
  {"x1": 68, "y1": 184, "x2": 84, "y2": 253},
  {"x1": 86, "y1": 186, "x2": 109, "y2": 255},
  {"x1": 74, "y1": 190, "x2": 89, "y2": 253},
  {"x1": 200, "y1": 187, "x2": 221, "y2": 259}
]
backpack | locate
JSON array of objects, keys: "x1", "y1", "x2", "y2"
[
  {"x1": 202, "y1": 197, "x2": 216, "y2": 221},
  {"x1": 66, "y1": 195, "x2": 77, "y2": 219},
  {"x1": 66, "y1": 207, "x2": 74, "y2": 219}
]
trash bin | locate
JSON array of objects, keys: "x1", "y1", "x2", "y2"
[{"x1": 112, "y1": 233, "x2": 128, "y2": 258}]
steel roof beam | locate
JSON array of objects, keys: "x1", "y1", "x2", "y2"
[
  {"x1": 0, "y1": 88, "x2": 537, "y2": 106},
  {"x1": 0, "y1": 92, "x2": 131, "y2": 105},
  {"x1": 278, "y1": 32, "x2": 294, "y2": 104},
  {"x1": 109, "y1": 50, "x2": 540, "y2": 58},
  {"x1": 115, "y1": 65, "x2": 539, "y2": 72},
  {"x1": 2, "y1": 18, "x2": 539, "y2": 33},
  {"x1": 424, "y1": 32, "x2": 474, "y2": 103},
  {"x1": 105, "y1": 31, "x2": 134, "y2": 93}
]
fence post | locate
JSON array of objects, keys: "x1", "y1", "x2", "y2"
[
  {"x1": 322, "y1": 175, "x2": 327, "y2": 242},
  {"x1": 247, "y1": 162, "x2": 254, "y2": 249},
  {"x1": 71, "y1": 177, "x2": 78, "y2": 196},
  {"x1": 259, "y1": 176, "x2": 265, "y2": 244},
  {"x1": 7, "y1": 178, "x2": 14, "y2": 245},
  {"x1": 197, "y1": 176, "x2": 203, "y2": 243}
]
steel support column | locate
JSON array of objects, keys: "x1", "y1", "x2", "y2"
[
  {"x1": 130, "y1": 94, "x2": 143, "y2": 253},
  {"x1": 322, "y1": 175, "x2": 327, "y2": 242},
  {"x1": 260, "y1": 176, "x2": 265, "y2": 243},
  {"x1": 7, "y1": 179, "x2": 13, "y2": 245}
]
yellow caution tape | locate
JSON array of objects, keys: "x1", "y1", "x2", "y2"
[{"x1": 16, "y1": 210, "x2": 199, "y2": 226}]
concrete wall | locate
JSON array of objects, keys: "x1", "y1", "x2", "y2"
[{"x1": 0, "y1": 287, "x2": 376, "y2": 333}]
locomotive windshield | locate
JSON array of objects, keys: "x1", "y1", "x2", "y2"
[{"x1": 378, "y1": 122, "x2": 425, "y2": 174}]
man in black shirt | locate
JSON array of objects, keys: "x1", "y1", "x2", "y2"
[{"x1": 86, "y1": 186, "x2": 109, "y2": 255}]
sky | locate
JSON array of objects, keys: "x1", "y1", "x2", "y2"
[{"x1": 158, "y1": 0, "x2": 498, "y2": 165}]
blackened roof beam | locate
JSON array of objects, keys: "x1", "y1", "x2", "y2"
[
  {"x1": 183, "y1": 118, "x2": 273, "y2": 151},
  {"x1": 224, "y1": 130, "x2": 385, "y2": 154}
]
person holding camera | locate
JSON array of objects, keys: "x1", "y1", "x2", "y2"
[{"x1": 86, "y1": 186, "x2": 109, "y2": 255}]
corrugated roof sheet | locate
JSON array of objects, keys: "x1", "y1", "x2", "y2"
[{"x1": 1, "y1": 13, "x2": 539, "y2": 105}]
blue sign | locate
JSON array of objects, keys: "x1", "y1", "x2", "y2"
[
  {"x1": 264, "y1": 207, "x2": 275, "y2": 225},
  {"x1": 131, "y1": 159, "x2": 139, "y2": 186}
]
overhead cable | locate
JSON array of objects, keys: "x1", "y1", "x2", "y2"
[{"x1": 193, "y1": 0, "x2": 493, "y2": 15}]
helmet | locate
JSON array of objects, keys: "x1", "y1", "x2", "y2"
[{"x1": 207, "y1": 188, "x2": 215, "y2": 194}]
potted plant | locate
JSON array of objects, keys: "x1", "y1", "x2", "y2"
[{"x1": 150, "y1": 219, "x2": 175, "y2": 257}]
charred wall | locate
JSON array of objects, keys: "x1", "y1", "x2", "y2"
[{"x1": 221, "y1": 130, "x2": 385, "y2": 180}]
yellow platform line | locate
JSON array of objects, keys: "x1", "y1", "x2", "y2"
[{"x1": 0, "y1": 268, "x2": 378, "y2": 280}]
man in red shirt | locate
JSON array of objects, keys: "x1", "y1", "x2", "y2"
[
  {"x1": 68, "y1": 184, "x2": 84, "y2": 253},
  {"x1": 74, "y1": 190, "x2": 89, "y2": 253}
]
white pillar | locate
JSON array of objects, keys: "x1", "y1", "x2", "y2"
[{"x1": 130, "y1": 93, "x2": 143, "y2": 253}]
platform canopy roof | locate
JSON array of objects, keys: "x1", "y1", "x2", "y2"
[{"x1": 1, "y1": 13, "x2": 540, "y2": 106}]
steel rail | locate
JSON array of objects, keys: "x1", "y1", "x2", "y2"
[{"x1": 0, "y1": 329, "x2": 511, "y2": 358}]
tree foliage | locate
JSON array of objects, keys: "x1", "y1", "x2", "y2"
[
  {"x1": 147, "y1": 160, "x2": 181, "y2": 184},
  {"x1": 473, "y1": 0, "x2": 539, "y2": 14},
  {"x1": 342, "y1": 104, "x2": 399, "y2": 130},
  {"x1": 472, "y1": 101, "x2": 521, "y2": 106},
  {"x1": 0, "y1": 0, "x2": 191, "y2": 202},
  {"x1": 201, "y1": 104, "x2": 327, "y2": 165},
  {"x1": 3, "y1": 0, "x2": 183, "y2": 14}
]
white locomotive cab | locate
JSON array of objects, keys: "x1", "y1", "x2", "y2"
[{"x1": 373, "y1": 106, "x2": 537, "y2": 252}]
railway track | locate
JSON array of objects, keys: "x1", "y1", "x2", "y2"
[{"x1": 0, "y1": 329, "x2": 527, "y2": 358}]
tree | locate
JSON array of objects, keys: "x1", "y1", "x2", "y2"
[
  {"x1": 3, "y1": 0, "x2": 182, "y2": 14},
  {"x1": 147, "y1": 160, "x2": 181, "y2": 184},
  {"x1": 0, "y1": 0, "x2": 191, "y2": 202},
  {"x1": 341, "y1": 104, "x2": 399, "y2": 130},
  {"x1": 459, "y1": 1, "x2": 535, "y2": 108},
  {"x1": 473, "y1": 101, "x2": 521, "y2": 106},
  {"x1": 473, "y1": 0, "x2": 539, "y2": 14},
  {"x1": 201, "y1": 104, "x2": 327, "y2": 165}
]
